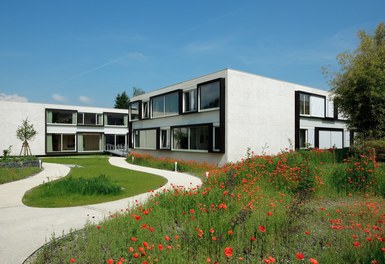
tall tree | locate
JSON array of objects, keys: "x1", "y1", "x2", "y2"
[
  {"x1": 114, "y1": 91, "x2": 130, "y2": 109},
  {"x1": 326, "y1": 22, "x2": 385, "y2": 139},
  {"x1": 16, "y1": 118, "x2": 37, "y2": 156},
  {"x1": 132, "y1": 87, "x2": 146, "y2": 97}
]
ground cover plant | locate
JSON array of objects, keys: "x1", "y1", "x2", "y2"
[
  {"x1": 23, "y1": 156, "x2": 167, "y2": 207},
  {"x1": 32, "y1": 150, "x2": 385, "y2": 263},
  {"x1": 0, "y1": 166, "x2": 41, "y2": 184}
]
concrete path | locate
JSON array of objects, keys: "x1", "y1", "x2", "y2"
[{"x1": 0, "y1": 157, "x2": 202, "y2": 264}]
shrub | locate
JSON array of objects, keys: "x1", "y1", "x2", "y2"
[
  {"x1": 42, "y1": 175, "x2": 122, "y2": 196},
  {"x1": 351, "y1": 139, "x2": 385, "y2": 162}
]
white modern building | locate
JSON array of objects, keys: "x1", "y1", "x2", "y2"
[
  {"x1": 0, "y1": 101, "x2": 129, "y2": 156},
  {"x1": 128, "y1": 69, "x2": 350, "y2": 165}
]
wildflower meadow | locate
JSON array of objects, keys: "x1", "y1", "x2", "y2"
[{"x1": 32, "y1": 149, "x2": 385, "y2": 263}]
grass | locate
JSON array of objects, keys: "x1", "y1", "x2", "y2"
[
  {"x1": 31, "y1": 150, "x2": 385, "y2": 264},
  {"x1": 22, "y1": 156, "x2": 167, "y2": 207},
  {"x1": 0, "y1": 167, "x2": 41, "y2": 184}
]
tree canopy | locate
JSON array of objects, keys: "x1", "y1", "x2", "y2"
[
  {"x1": 132, "y1": 87, "x2": 146, "y2": 97},
  {"x1": 327, "y1": 22, "x2": 385, "y2": 139},
  {"x1": 114, "y1": 91, "x2": 130, "y2": 109}
]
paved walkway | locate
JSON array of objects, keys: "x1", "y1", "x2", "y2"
[{"x1": 0, "y1": 157, "x2": 202, "y2": 264}]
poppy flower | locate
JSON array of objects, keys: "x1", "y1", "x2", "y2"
[
  {"x1": 133, "y1": 253, "x2": 139, "y2": 258},
  {"x1": 353, "y1": 241, "x2": 360, "y2": 248},
  {"x1": 143, "y1": 242, "x2": 148, "y2": 247},
  {"x1": 131, "y1": 237, "x2": 137, "y2": 242},
  {"x1": 164, "y1": 235, "x2": 171, "y2": 241},
  {"x1": 70, "y1": 258, "x2": 76, "y2": 263},
  {"x1": 267, "y1": 212, "x2": 273, "y2": 216},
  {"x1": 158, "y1": 244, "x2": 164, "y2": 251},
  {"x1": 309, "y1": 258, "x2": 318, "y2": 264},
  {"x1": 107, "y1": 259, "x2": 114, "y2": 264},
  {"x1": 129, "y1": 247, "x2": 134, "y2": 253},
  {"x1": 224, "y1": 247, "x2": 233, "y2": 257},
  {"x1": 97, "y1": 225, "x2": 101, "y2": 230},
  {"x1": 259, "y1": 225, "x2": 266, "y2": 232},
  {"x1": 295, "y1": 252, "x2": 304, "y2": 260}
]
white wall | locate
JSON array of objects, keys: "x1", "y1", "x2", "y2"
[
  {"x1": 0, "y1": 101, "x2": 46, "y2": 156},
  {"x1": 225, "y1": 70, "x2": 296, "y2": 161}
]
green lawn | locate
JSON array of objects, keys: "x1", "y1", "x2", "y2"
[
  {"x1": 0, "y1": 167, "x2": 41, "y2": 184},
  {"x1": 22, "y1": 156, "x2": 167, "y2": 207}
]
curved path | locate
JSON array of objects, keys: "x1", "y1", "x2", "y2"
[{"x1": 0, "y1": 157, "x2": 202, "y2": 264}]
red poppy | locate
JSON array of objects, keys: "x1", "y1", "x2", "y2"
[
  {"x1": 164, "y1": 235, "x2": 171, "y2": 241},
  {"x1": 250, "y1": 236, "x2": 256, "y2": 241},
  {"x1": 158, "y1": 244, "x2": 164, "y2": 251},
  {"x1": 143, "y1": 242, "x2": 148, "y2": 247},
  {"x1": 353, "y1": 241, "x2": 360, "y2": 248},
  {"x1": 133, "y1": 253, "x2": 139, "y2": 258},
  {"x1": 309, "y1": 258, "x2": 318, "y2": 264},
  {"x1": 107, "y1": 259, "x2": 114, "y2": 264},
  {"x1": 267, "y1": 212, "x2": 273, "y2": 216},
  {"x1": 131, "y1": 237, "x2": 137, "y2": 242},
  {"x1": 97, "y1": 225, "x2": 101, "y2": 230},
  {"x1": 129, "y1": 247, "x2": 134, "y2": 253},
  {"x1": 189, "y1": 209, "x2": 195, "y2": 214},
  {"x1": 224, "y1": 247, "x2": 233, "y2": 257},
  {"x1": 259, "y1": 225, "x2": 266, "y2": 233},
  {"x1": 295, "y1": 252, "x2": 304, "y2": 260},
  {"x1": 70, "y1": 258, "x2": 76, "y2": 263}
]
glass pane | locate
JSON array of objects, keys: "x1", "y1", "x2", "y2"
[
  {"x1": 152, "y1": 96, "x2": 164, "y2": 118},
  {"x1": 299, "y1": 129, "x2": 306, "y2": 148},
  {"x1": 142, "y1": 102, "x2": 149, "y2": 118},
  {"x1": 52, "y1": 111, "x2": 74, "y2": 124},
  {"x1": 107, "y1": 114, "x2": 125, "y2": 126},
  {"x1": 131, "y1": 102, "x2": 139, "y2": 120},
  {"x1": 161, "y1": 129, "x2": 170, "y2": 149},
  {"x1": 134, "y1": 131, "x2": 140, "y2": 148},
  {"x1": 200, "y1": 82, "x2": 220, "y2": 110},
  {"x1": 173, "y1": 128, "x2": 188, "y2": 149},
  {"x1": 83, "y1": 134, "x2": 101, "y2": 151},
  {"x1": 84, "y1": 113, "x2": 96, "y2": 125},
  {"x1": 62, "y1": 134, "x2": 75, "y2": 151},
  {"x1": 52, "y1": 134, "x2": 61, "y2": 151},
  {"x1": 165, "y1": 92, "x2": 178, "y2": 115},
  {"x1": 214, "y1": 127, "x2": 220, "y2": 150},
  {"x1": 190, "y1": 126, "x2": 208, "y2": 150},
  {"x1": 184, "y1": 90, "x2": 197, "y2": 112},
  {"x1": 77, "y1": 113, "x2": 84, "y2": 124}
]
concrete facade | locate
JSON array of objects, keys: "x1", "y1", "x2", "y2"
[{"x1": 129, "y1": 69, "x2": 349, "y2": 166}]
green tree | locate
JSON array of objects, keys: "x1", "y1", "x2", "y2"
[
  {"x1": 16, "y1": 118, "x2": 37, "y2": 156},
  {"x1": 326, "y1": 22, "x2": 385, "y2": 139},
  {"x1": 114, "y1": 91, "x2": 130, "y2": 109},
  {"x1": 132, "y1": 87, "x2": 146, "y2": 97}
]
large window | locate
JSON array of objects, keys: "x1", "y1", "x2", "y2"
[
  {"x1": 151, "y1": 92, "x2": 179, "y2": 118},
  {"x1": 173, "y1": 126, "x2": 209, "y2": 151},
  {"x1": 77, "y1": 113, "x2": 103, "y2": 125},
  {"x1": 134, "y1": 129, "x2": 157, "y2": 149},
  {"x1": 78, "y1": 133, "x2": 102, "y2": 151},
  {"x1": 46, "y1": 134, "x2": 76, "y2": 152},
  {"x1": 130, "y1": 102, "x2": 140, "y2": 121},
  {"x1": 200, "y1": 81, "x2": 220, "y2": 110},
  {"x1": 105, "y1": 113, "x2": 128, "y2": 126},
  {"x1": 46, "y1": 110, "x2": 76, "y2": 124},
  {"x1": 300, "y1": 94, "x2": 310, "y2": 115},
  {"x1": 183, "y1": 89, "x2": 197, "y2": 112}
]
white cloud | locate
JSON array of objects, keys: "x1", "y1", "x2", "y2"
[
  {"x1": 0, "y1": 93, "x2": 28, "y2": 102},
  {"x1": 52, "y1": 93, "x2": 67, "y2": 103},
  {"x1": 78, "y1": 96, "x2": 91, "y2": 104}
]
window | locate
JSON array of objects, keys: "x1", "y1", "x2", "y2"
[
  {"x1": 130, "y1": 102, "x2": 140, "y2": 121},
  {"x1": 299, "y1": 129, "x2": 308, "y2": 148},
  {"x1": 47, "y1": 134, "x2": 76, "y2": 152},
  {"x1": 151, "y1": 92, "x2": 179, "y2": 118},
  {"x1": 134, "y1": 129, "x2": 157, "y2": 149},
  {"x1": 173, "y1": 126, "x2": 209, "y2": 151},
  {"x1": 160, "y1": 129, "x2": 170, "y2": 149},
  {"x1": 300, "y1": 94, "x2": 310, "y2": 115},
  {"x1": 77, "y1": 113, "x2": 103, "y2": 125},
  {"x1": 46, "y1": 110, "x2": 76, "y2": 124},
  {"x1": 200, "y1": 81, "x2": 220, "y2": 110},
  {"x1": 213, "y1": 126, "x2": 220, "y2": 151},
  {"x1": 142, "y1": 101, "x2": 149, "y2": 119},
  {"x1": 78, "y1": 133, "x2": 102, "y2": 151},
  {"x1": 183, "y1": 89, "x2": 197, "y2": 112},
  {"x1": 105, "y1": 113, "x2": 128, "y2": 126}
]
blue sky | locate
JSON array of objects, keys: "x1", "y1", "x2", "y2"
[{"x1": 1, "y1": 0, "x2": 384, "y2": 107}]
